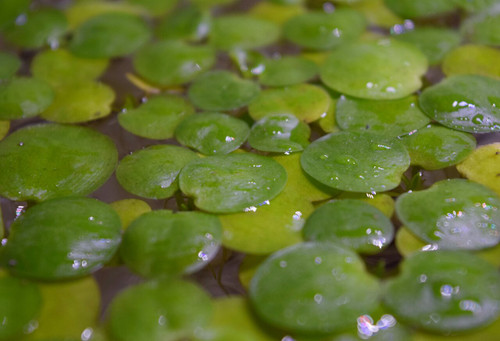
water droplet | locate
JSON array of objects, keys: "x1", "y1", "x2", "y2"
[
  {"x1": 319, "y1": 154, "x2": 329, "y2": 160},
  {"x1": 315, "y1": 257, "x2": 322, "y2": 264},
  {"x1": 18, "y1": 142, "x2": 24, "y2": 146},
  {"x1": 472, "y1": 114, "x2": 484, "y2": 125},
  {"x1": 335, "y1": 156, "x2": 358, "y2": 165},
  {"x1": 280, "y1": 260, "x2": 287, "y2": 268},
  {"x1": 314, "y1": 293, "x2": 323, "y2": 304}
]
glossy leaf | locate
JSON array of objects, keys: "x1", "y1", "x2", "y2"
[
  {"x1": 384, "y1": 0, "x2": 457, "y2": 18},
  {"x1": 336, "y1": 95, "x2": 430, "y2": 137},
  {"x1": 320, "y1": 39, "x2": 428, "y2": 100},
  {"x1": 188, "y1": 71, "x2": 260, "y2": 111},
  {"x1": 0, "y1": 124, "x2": 118, "y2": 202},
  {"x1": 133, "y1": 40, "x2": 215, "y2": 86},
  {"x1": 301, "y1": 131, "x2": 410, "y2": 192},
  {"x1": 175, "y1": 112, "x2": 250, "y2": 155},
  {"x1": 156, "y1": 6, "x2": 210, "y2": 42},
  {"x1": 0, "y1": 0, "x2": 31, "y2": 29},
  {"x1": 120, "y1": 210, "x2": 222, "y2": 277},
  {"x1": 258, "y1": 56, "x2": 318, "y2": 87},
  {"x1": 462, "y1": 12, "x2": 500, "y2": 46},
  {"x1": 0, "y1": 197, "x2": 122, "y2": 280},
  {"x1": 395, "y1": 179, "x2": 500, "y2": 250},
  {"x1": 118, "y1": 95, "x2": 194, "y2": 139},
  {"x1": 457, "y1": 143, "x2": 500, "y2": 196},
  {"x1": 303, "y1": 199, "x2": 394, "y2": 254},
  {"x1": 249, "y1": 242, "x2": 380, "y2": 334},
  {"x1": 248, "y1": 84, "x2": 331, "y2": 123},
  {"x1": 419, "y1": 74, "x2": 500, "y2": 133},
  {"x1": 0, "y1": 77, "x2": 54, "y2": 120},
  {"x1": 116, "y1": 145, "x2": 198, "y2": 200},
  {"x1": 0, "y1": 52, "x2": 21, "y2": 80},
  {"x1": 179, "y1": 152, "x2": 287, "y2": 213},
  {"x1": 384, "y1": 251, "x2": 500, "y2": 333},
  {"x1": 442, "y1": 44, "x2": 500, "y2": 79},
  {"x1": 399, "y1": 125, "x2": 476, "y2": 170}
]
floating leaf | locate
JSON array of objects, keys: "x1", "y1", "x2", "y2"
[
  {"x1": 399, "y1": 124, "x2": 476, "y2": 170},
  {"x1": 23, "y1": 276, "x2": 100, "y2": 341},
  {"x1": 394, "y1": 27, "x2": 461, "y2": 65},
  {"x1": 337, "y1": 192, "x2": 395, "y2": 218},
  {"x1": 31, "y1": 49, "x2": 109, "y2": 88},
  {"x1": 121, "y1": 210, "x2": 222, "y2": 277},
  {"x1": 283, "y1": 9, "x2": 366, "y2": 50},
  {"x1": 0, "y1": 275, "x2": 42, "y2": 340},
  {"x1": 0, "y1": 121, "x2": 8, "y2": 141},
  {"x1": 258, "y1": 56, "x2": 318, "y2": 87},
  {"x1": 0, "y1": 124, "x2": 117, "y2": 202},
  {"x1": 320, "y1": 39, "x2": 428, "y2": 100},
  {"x1": 249, "y1": 1, "x2": 304, "y2": 26},
  {"x1": 110, "y1": 199, "x2": 151, "y2": 230},
  {"x1": 69, "y1": 12, "x2": 151, "y2": 58},
  {"x1": 41, "y1": 81, "x2": 115, "y2": 123},
  {"x1": 107, "y1": 280, "x2": 213, "y2": 341},
  {"x1": 249, "y1": 242, "x2": 380, "y2": 334},
  {"x1": 301, "y1": 131, "x2": 410, "y2": 192},
  {"x1": 351, "y1": 0, "x2": 402, "y2": 28},
  {"x1": 175, "y1": 112, "x2": 249, "y2": 155},
  {"x1": 116, "y1": 145, "x2": 198, "y2": 200},
  {"x1": 125, "y1": 0, "x2": 178, "y2": 16},
  {"x1": 0, "y1": 197, "x2": 122, "y2": 280},
  {"x1": 384, "y1": 0, "x2": 457, "y2": 18},
  {"x1": 210, "y1": 15, "x2": 280, "y2": 50},
  {"x1": 179, "y1": 152, "x2": 287, "y2": 213},
  {"x1": 395, "y1": 179, "x2": 500, "y2": 250},
  {"x1": 462, "y1": 11, "x2": 500, "y2": 46},
  {"x1": 0, "y1": 52, "x2": 21, "y2": 80},
  {"x1": 456, "y1": 143, "x2": 500, "y2": 196},
  {"x1": 419, "y1": 74, "x2": 500, "y2": 133},
  {"x1": 336, "y1": 95, "x2": 430, "y2": 137},
  {"x1": 248, "y1": 114, "x2": 310, "y2": 153},
  {"x1": 248, "y1": 84, "x2": 331, "y2": 123},
  {"x1": 133, "y1": 40, "x2": 215, "y2": 86},
  {"x1": 384, "y1": 251, "x2": 500, "y2": 333},
  {"x1": 119, "y1": 95, "x2": 194, "y2": 139},
  {"x1": 303, "y1": 199, "x2": 394, "y2": 254},
  {"x1": 442, "y1": 44, "x2": 500, "y2": 79},
  {"x1": 2, "y1": 9, "x2": 68, "y2": 49},
  {"x1": 156, "y1": 6, "x2": 210, "y2": 42},
  {"x1": 188, "y1": 71, "x2": 260, "y2": 111},
  {"x1": 219, "y1": 189, "x2": 313, "y2": 254},
  {"x1": 0, "y1": 0, "x2": 30, "y2": 29},
  {"x1": 0, "y1": 77, "x2": 54, "y2": 120}
]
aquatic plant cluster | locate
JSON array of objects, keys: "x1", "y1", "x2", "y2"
[{"x1": 0, "y1": 0, "x2": 500, "y2": 340}]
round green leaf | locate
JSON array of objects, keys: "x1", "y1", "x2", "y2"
[
  {"x1": 107, "y1": 280, "x2": 213, "y2": 341},
  {"x1": 303, "y1": 199, "x2": 394, "y2": 254},
  {"x1": 191, "y1": 0, "x2": 236, "y2": 7},
  {"x1": 0, "y1": 0, "x2": 30, "y2": 29},
  {"x1": 2, "y1": 9, "x2": 68, "y2": 49},
  {"x1": 248, "y1": 84, "x2": 331, "y2": 123},
  {"x1": 462, "y1": 12, "x2": 500, "y2": 46},
  {"x1": 116, "y1": 145, "x2": 198, "y2": 200},
  {"x1": 179, "y1": 152, "x2": 287, "y2": 213},
  {"x1": 220, "y1": 189, "x2": 313, "y2": 255},
  {"x1": 175, "y1": 112, "x2": 250, "y2": 155},
  {"x1": 0, "y1": 197, "x2": 122, "y2": 280},
  {"x1": 0, "y1": 124, "x2": 118, "y2": 202},
  {"x1": 0, "y1": 52, "x2": 21, "y2": 80},
  {"x1": 133, "y1": 40, "x2": 216, "y2": 86},
  {"x1": 0, "y1": 275, "x2": 42, "y2": 340},
  {"x1": 125, "y1": 0, "x2": 178, "y2": 16},
  {"x1": 394, "y1": 27, "x2": 461, "y2": 65},
  {"x1": 395, "y1": 179, "x2": 500, "y2": 250},
  {"x1": 110, "y1": 198, "x2": 152, "y2": 230},
  {"x1": 41, "y1": 81, "x2": 115, "y2": 123},
  {"x1": 120, "y1": 210, "x2": 222, "y2": 277},
  {"x1": 249, "y1": 1, "x2": 304, "y2": 26},
  {"x1": 23, "y1": 276, "x2": 100, "y2": 341},
  {"x1": 210, "y1": 15, "x2": 280, "y2": 50},
  {"x1": 384, "y1": 251, "x2": 500, "y2": 333},
  {"x1": 156, "y1": 6, "x2": 210, "y2": 42},
  {"x1": 283, "y1": 9, "x2": 366, "y2": 50},
  {"x1": 69, "y1": 12, "x2": 151, "y2": 58},
  {"x1": 383, "y1": 0, "x2": 457, "y2": 18},
  {"x1": 0, "y1": 77, "x2": 54, "y2": 120},
  {"x1": 336, "y1": 95, "x2": 430, "y2": 137},
  {"x1": 258, "y1": 56, "x2": 318, "y2": 87},
  {"x1": 248, "y1": 114, "x2": 310, "y2": 153},
  {"x1": 457, "y1": 143, "x2": 500, "y2": 196},
  {"x1": 399, "y1": 124, "x2": 476, "y2": 170},
  {"x1": 419, "y1": 74, "x2": 500, "y2": 133},
  {"x1": 118, "y1": 95, "x2": 194, "y2": 139},
  {"x1": 301, "y1": 131, "x2": 410, "y2": 192},
  {"x1": 249, "y1": 242, "x2": 380, "y2": 334},
  {"x1": 31, "y1": 49, "x2": 109, "y2": 88},
  {"x1": 188, "y1": 71, "x2": 260, "y2": 111},
  {"x1": 320, "y1": 39, "x2": 428, "y2": 100},
  {"x1": 0, "y1": 121, "x2": 9, "y2": 141},
  {"x1": 443, "y1": 44, "x2": 500, "y2": 79}
]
